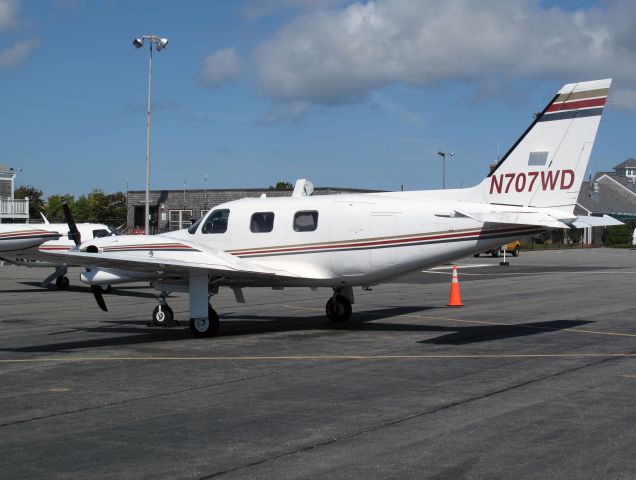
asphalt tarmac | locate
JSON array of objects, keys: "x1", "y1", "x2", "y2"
[{"x1": 1, "y1": 248, "x2": 635, "y2": 479}]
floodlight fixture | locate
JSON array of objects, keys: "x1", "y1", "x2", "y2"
[{"x1": 156, "y1": 38, "x2": 169, "y2": 51}]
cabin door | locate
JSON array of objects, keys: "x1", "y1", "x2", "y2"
[{"x1": 329, "y1": 202, "x2": 372, "y2": 277}]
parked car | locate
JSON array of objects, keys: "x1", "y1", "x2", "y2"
[{"x1": 474, "y1": 240, "x2": 521, "y2": 258}]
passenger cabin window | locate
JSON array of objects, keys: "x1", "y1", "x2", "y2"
[
  {"x1": 92, "y1": 229, "x2": 111, "y2": 238},
  {"x1": 202, "y1": 209, "x2": 230, "y2": 234},
  {"x1": 250, "y1": 212, "x2": 274, "y2": 233},
  {"x1": 294, "y1": 211, "x2": 318, "y2": 232}
]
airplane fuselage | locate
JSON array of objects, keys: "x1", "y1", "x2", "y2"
[
  {"x1": 135, "y1": 192, "x2": 541, "y2": 287},
  {"x1": 0, "y1": 223, "x2": 112, "y2": 268}
]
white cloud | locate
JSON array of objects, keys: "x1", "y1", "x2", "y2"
[
  {"x1": 198, "y1": 48, "x2": 241, "y2": 88},
  {"x1": 254, "y1": 0, "x2": 636, "y2": 107},
  {"x1": 0, "y1": 37, "x2": 40, "y2": 68},
  {"x1": 0, "y1": 0, "x2": 19, "y2": 30}
]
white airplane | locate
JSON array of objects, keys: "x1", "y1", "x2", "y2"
[
  {"x1": 41, "y1": 78, "x2": 620, "y2": 337},
  {"x1": 0, "y1": 215, "x2": 113, "y2": 288}
]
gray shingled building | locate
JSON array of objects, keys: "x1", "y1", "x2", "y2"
[
  {"x1": 0, "y1": 164, "x2": 12, "y2": 199},
  {"x1": 126, "y1": 186, "x2": 380, "y2": 234},
  {"x1": 575, "y1": 158, "x2": 636, "y2": 243}
]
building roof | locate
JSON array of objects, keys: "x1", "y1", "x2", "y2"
[
  {"x1": 613, "y1": 158, "x2": 636, "y2": 170},
  {"x1": 576, "y1": 173, "x2": 636, "y2": 217},
  {"x1": 0, "y1": 163, "x2": 13, "y2": 174},
  {"x1": 126, "y1": 186, "x2": 384, "y2": 209}
]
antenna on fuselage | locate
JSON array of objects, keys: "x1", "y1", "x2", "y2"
[{"x1": 292, "y1": 178, "x2": 314, "y2": 197}]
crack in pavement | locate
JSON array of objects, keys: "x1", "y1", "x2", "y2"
[{"x1": 196, "y1": 351, "x2": 634, "y2": 479}]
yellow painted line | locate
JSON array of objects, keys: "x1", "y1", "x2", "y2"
[
  {"x1": 48, "y1": 387, "x2": 70, "y2": 392},
  {"x1": 284, "y1": 306, "x2": 636, "y2": 338},
  {"x1": 1, "y1": 353, "x2": 636, "y2": 364},
  {"x1": 622, "y1": 374, "x2": 636, "y2": 379}
]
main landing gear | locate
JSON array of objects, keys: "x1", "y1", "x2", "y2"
[
  {"x1": 326, "y1": 287, "x2": 353, "y2": 323},
  {"x1": 55, "y1": 275, "x2": 70, "y2": 289},
  {"x1": 189, "y1": 305, "x2": 220, "y2": 338},
  {"x1": 187, "y1": 275, "x2": 221, "y2": 338}
]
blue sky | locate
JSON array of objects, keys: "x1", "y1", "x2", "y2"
[{"x1": 1, "y1": 0, "x2": 635, "y2": 197}]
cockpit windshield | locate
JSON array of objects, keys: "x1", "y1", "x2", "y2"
[
  {"x1": 200, "y1": 209, "x2": 230, "y2": 234},
  {"x1": 187, "y1": 217, "x2": 203, "y2": 234}
]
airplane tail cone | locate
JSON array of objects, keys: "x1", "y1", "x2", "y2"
[{"x1": 447, "y1": 265, "x2": 464, "y2": 307}]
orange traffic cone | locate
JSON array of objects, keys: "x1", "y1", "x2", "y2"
[{"x1": 447, "y1": 265, "x2": 464, "y2": 307}]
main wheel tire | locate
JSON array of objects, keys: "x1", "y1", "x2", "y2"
[
  {"x1": 473, "y1": 253, "x2": 480, "y2": 257},
  {"x1": 189, "y1": 306, "x2": 220, "y2": 338},
  {"x1": 512, "y1": 246, "x2": 520, "y2": 257},
  {"x1": 492, "y1": 250, "x2": 502, "y2": 258},
  {"x1": 56, "y1": 276, "x2": 70, "y2": 289},
  {"x1": 326, "y1": 295, "x2": 352, "y2": 323},
  {"x1": 152, "y1": 304, "x2": 174, "y2": 326},
  {"x1": 99, "y1": 284, "x2": 112, "y2": 293}
]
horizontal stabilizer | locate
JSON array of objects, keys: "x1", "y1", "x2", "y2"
[
  {"x1": 571, "y1": 215, "x2": 624, "y2": 228},
  {"x1": 456, "y1": 209, "x2": 571, "y2": 229}
]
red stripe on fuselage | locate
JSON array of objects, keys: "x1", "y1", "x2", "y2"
[
  {"x1": 0, "y1": 230, "x2": 57, "y2": 239},
  {"x1": 231, "y1": 227, "x2": 532, "y2": 257}
]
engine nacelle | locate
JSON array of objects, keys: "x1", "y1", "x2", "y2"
[{"x1": 80, "y1": 268, "x2": 152, "y2": 285}]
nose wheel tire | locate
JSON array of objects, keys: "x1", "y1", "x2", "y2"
[
  {"x1": 152, "y1": 304, "x2": 174, "y2": 326},
  {"x1": 326, "y1": 295, "x2": 352, "y2": 323},
  {"x1": 189, "y1": 306, "x2": 220, "y2": 337},
  {"x1": 55, "y1": 276, "x2": 70, "y2": 289}
]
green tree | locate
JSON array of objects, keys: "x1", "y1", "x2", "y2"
[
  {"x1": 74, "y1": 194, "x2": 91, "y2": 222},
  {"x1": 104, "y1": 191, "x2": 127, "y2": 227},
  {"x1": 45, "y1": 190, "x2": 127, "y2": 227},
  {"x1": 14, "y1": 185, "x2": 44, "y2": 219},
  {"x1": 604, "y1": 224, "x2": 633, "y2": 246},
  {"x1": 44, "y1": 194, "x2": 75, "y2": 222},
  {"x1": 268, "y1": 181, "x2": 294, "y2": 190}
]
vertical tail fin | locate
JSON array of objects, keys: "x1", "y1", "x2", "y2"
[{"x1": 476, "y1": 79, "x2": 611, "y2": 212}]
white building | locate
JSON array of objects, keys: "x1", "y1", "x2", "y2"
[{"x1": 0, "y1": 163, "x2": 29, "y2": 223}]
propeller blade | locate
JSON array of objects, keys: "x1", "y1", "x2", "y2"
[
  {"x1": 62, "y1": 201, "x2": 81, "y2": 246},
  {"x1": 91, "y1": 285, "x2": 108, "y2": 312}
]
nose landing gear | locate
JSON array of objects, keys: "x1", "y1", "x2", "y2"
[
  {"x1": 152, "y1": 304, "x2": 174, "y2": 326},
  {"x1": 149, "y1": 291, "x2": 178, "y2": 327},
  {"x1": 326, "y1": 287, "x2": 353, "y2": 323}
]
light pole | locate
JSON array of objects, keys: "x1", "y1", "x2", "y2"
[
  {"x1": 437, "y1": 151, "x2": 455, "y2": 189},
  {"x1": 133, "y1": 34, "x2": 168, "y2": 234},
  {"x1": 204, "y1": 172, "x2": 208, "y2": 211}
]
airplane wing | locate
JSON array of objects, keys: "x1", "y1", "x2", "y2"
[
  {"x1": 455, "y1": 209, "x2": 571, "y2": 229},
  {"x1": 37, "y1": 243, "x2": 332, "y2": 281}
]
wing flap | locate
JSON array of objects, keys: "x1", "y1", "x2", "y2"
[
  {"x1": 456, "y1": 209, "x2": 570, "y2": 229},
  {"x1": 571, "y1": 215, "x2": 624, "y2": 228}
]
